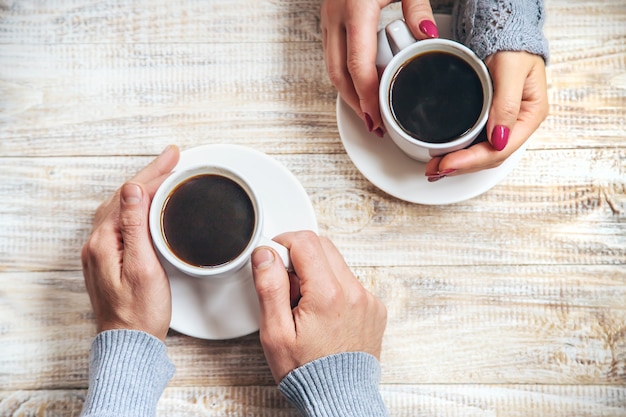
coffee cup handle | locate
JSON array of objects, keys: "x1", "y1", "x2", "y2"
[
  {"x1": 376, "y1": 28, "x2": 394, "y2": 73},
  {"x1": 376, "y1": 20, "x2": 417, "y2": 71},
  {"x1": 258, "y1": 236, "x2": 293, "y2": 272}
]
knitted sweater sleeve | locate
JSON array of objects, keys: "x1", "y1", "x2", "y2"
[
  {"x1": 278, "y1": 352, "x2": 389, "y2": 417},
  {"x1": 80, "y1": 330, "x2": 176, "y2": 417},
  {"x1": 452, "y1": 0, "x2": 549, "y2": 62}
]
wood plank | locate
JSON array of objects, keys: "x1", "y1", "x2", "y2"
[
  {"x1": 0, "y1": 7, "x2": 624, "y2": 156},
  {"x1": 1, "y1": 0, "x2": 624, "y2": 415},
  {"x1": 0, "y1": 0, "x2": 323, "y2": 44},
  {"x1": 0, "y1": 0, "x2": 626, "y2": 155},
  {"x1": 0, "y1": 43, "x2": 338, "y2": 157},
  {"x1": 1, "y1": 385, "x2": 625, "y2": 417},
  {"x1": 1, "y1": 266, "x2": 624, "y2": 389},
  {"x1": 1, "y1": 149, "x2": 624, "y2": 271},
  {"x1": 532, "y1": 1, "x2": 626, "y2": 150},
  {"x1": 2, "y1": 0, "x2": 623, "y2": 46},
  {"x1": 0, "y1": 0, "x2": 447, "y2": 44}
]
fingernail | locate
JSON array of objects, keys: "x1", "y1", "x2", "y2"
[
  {"x1": 438, "y1": 169, "x2": 457, "y2": 175},
  {"x1": 427, "y1": 175, "x2": 446, "y2": 182},
  {"x1": 160, "y1": 144, "x2": 172, "y2": 155},
  {"x1": 419, "y1": 20, "x2": 439, "y2": 38},
  {"x1": 121, "y1": 183, "x2": 142, "y2": 205},
  {"x1": 491, "y1": 125, "x2": 510, "y2": 151},
  {"x1": 252, "y1": 247, "x2": 275, "y2": 270},
  {"x1": 374, "y1": 127, "x2": 384, "y2": 138},
  {"x1": 425, "y1": 168, "x2": 456, "y2": 177},
  {"x1": 364, "y1": 113, "x2": 374, "y2": 132}
]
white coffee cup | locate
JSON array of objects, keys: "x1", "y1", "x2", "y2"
[
  {"x1": 149, "y1": 165, "x2": 290, "y2": 278},
  {"x1": 377, "y1": 20, "x2": 493, "y2": 162}
]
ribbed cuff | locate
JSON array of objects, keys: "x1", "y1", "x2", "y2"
[
  {"x1": 80, "y1": 330, "x2": 175, "y2": 417},
  {"x1": 278, "y1": 352, "x2": 388, "y2": 417}
]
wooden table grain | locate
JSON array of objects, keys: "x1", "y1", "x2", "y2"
[{"x1": 1, "y1": 0, "x2": 625, "y2": 416}]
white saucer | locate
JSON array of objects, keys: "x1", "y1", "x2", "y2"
[
  {"x1": 164, "y1": 144, "x2": 317, "y2": 340},
  {"x1": 337, "y1": 14, "x2": 527, "y2": 205}
]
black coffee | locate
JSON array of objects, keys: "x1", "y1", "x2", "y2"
[
  {"x1": 161, "y1": 174, "x2": 255, "y2": 267},
  {"x1": 390, "y1": 51, "x2": 484, "y2": 143}
]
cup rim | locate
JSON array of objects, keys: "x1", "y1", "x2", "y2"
[
  {"x1": 379, "y1": 38, "x2": 493, "y2": 150},
  {"x1": 149, "y1": 164, "x2": 262, "y2": 278}
]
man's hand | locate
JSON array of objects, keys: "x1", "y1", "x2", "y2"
[
  {"x1": 81, "y1": 145, "x2": 180, "y2": 341},
  {"x1": 251, "y1": 231, "x2": 387, "y2": 382}
]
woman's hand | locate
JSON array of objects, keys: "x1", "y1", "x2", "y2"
[
  {"x1": 425, "y1": 51, "x2": 549, "y2": 181},
  {"x1": 321, "y1": 0, "x2": 437, "y2": 137}
]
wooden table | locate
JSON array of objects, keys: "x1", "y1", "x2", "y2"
[{"x1": 1, "y1": 0, "x2": 625, "y2": 415}]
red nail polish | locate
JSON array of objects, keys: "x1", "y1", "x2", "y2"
[
  {"x1": 438, "y1": 169, "x2": 457, "y2": 175},
  {"x1": 364, "y1": 113, "x2": 374, "y2": 132},
  {"x1": 419, "y1": 20, "x2": 439, "y2": 39},
  {"x1": 426, "y1": 168, "x2": 456, "y2": 178},
  {"x1": 428, "y1": 175, "x2": 445, "y2": 182},
  {"x1": 374, "y1": 127, "x2": 384, "y2": 138},
  {"x1": 492, "y1": 125, "x2": 510, "y2": 151}
]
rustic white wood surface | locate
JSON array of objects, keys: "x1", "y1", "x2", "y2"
[{"x1": 0, "y1": 0, "x2": 625, "y2": 416}]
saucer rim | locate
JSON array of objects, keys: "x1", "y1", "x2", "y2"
[
  {"x1": 336, "y1": 13, "x2": 527, "y2": 205},
  {"x1": 336, "y1": 96, "x2": 528, "y2": 205},
  {"x1": 166, "y1": 144, "x2": 318, "y2": 339}
]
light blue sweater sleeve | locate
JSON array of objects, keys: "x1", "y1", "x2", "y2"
[
  {"x1": 279, "y1": 352, "x2": 389, "y2": 417},
  {"x1": 80, "y1": 330, "x2": 176, "y2": 417},
  {"x1": 80, "y1": 331, "x2": 387, "y2": 417},
  {"x1": 452, "y1": 0, "x2": 549, "y2": 62}
]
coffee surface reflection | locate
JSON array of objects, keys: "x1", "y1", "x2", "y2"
[
  {"x1": 390, "y1": 51, "x2": 484, "y2": 143},
  {"x1": 161, "y1": 174, "x2": 255, "y2": 267}
]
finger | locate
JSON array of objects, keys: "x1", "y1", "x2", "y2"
[
  {"x1": 344, "y1": 7, "x2": 383, "y2": 129},
  {"x1": 316, "y1": 236, "x2": 375, "y2": 310},
  {"x1": 131, "y1": 144, "x2": 180, "y2": 185},
  {"x1": 91, "y1": 147, "x2": 179, "y2": 231},
  {"x1": 433, "y1": 134, "x2": 525, "y2": 176},
  {"x1": 273, "y1": 231, "x2": 341, "y2": 302},
  {"x1": 518, "y1": 57, "x2": 549, "y2": 131},
  {"x1": 251, "y1": 247, "x2": 296, "y2": 338},
  {"x1": 436, "y1": 56, "x2": 548, "y2": 176},
  {"x1": 324, "y1": 22, "x2": 361, "y2": 118},
  {"x1": 435, "y1": 142, "x2": 506, "y2": 175},
  {"x1": 118, "y1": 183, "x2": 163, "y2": 281},
  {"x1": 402, "y1": 0, "x2": 438, "y2": 40},
  {"x1": 485, "y1": 53, "x2": 527, "y2": 151},
  {"x1": 424, "y1": 156, "x2": 443, "y2": 177},
  {"x1": 144, "y1": 171, "x2": 177, "y2": 198},
  {"x1": 317, "y1": 237, "x2": 354, "y2": 287},
  {"x1": 436, "y1": 107, "x2": 545, "y2": 176},
  {"x1": 82, "y1": 217, "x2": 124, "y2": 292},
  {"x1": 82, "y1": 200, "x2": 127, "y2": 320},
  {"x1": 91, "y1": 191, "x2": 120, "y2": 231},
  {"x1": 424, "y1": 156, "x2": 461, "y2": 182}
]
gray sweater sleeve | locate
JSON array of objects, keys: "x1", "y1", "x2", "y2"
[
  {"x1": 80, "y1": 332, "x2": 386, "y2": 416},
  {"x1": 80, "y1": 330, "x2": 176, "y2": 417},
  {"x1": 452, "y1": 0, "x2": 549, "y2": 62},
  {"x1": 278, "y1": 352, "x2": 389, "y2": 417}
]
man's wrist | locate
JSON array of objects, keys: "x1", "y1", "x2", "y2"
[
  {"x1": 278, "y1": 352, "x2": 388, "y2": 417},
  {"x1": 80, "y1": 329, "x2": 175, "y2": 417}
]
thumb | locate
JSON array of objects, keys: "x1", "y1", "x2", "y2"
[
  {"x1": 119, "y1": 182, "x2": 154, "y2": 269},
  {"x1": 251, "y1": 247, "x2": 295, "y2": 338},
  {"x1": 485, "y1": 53, "x2": 525, "y2": 151}
]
